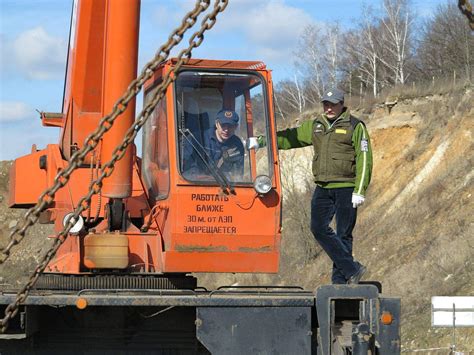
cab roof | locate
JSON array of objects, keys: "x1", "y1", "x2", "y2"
[{"x1": 168, "y1": 58, "x2": 267, "y2": 70}]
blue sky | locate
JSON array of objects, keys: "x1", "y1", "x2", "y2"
[{"x1": 0, "y1": 0, "x2": 447, "y2": 160}]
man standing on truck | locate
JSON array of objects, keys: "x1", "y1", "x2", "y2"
[
  {"x1": 183, "y1": 109, "x2": 244, "y2": 181},
  {"x1": 248, "y1": 88, "x2": 372, "y2": 284}
]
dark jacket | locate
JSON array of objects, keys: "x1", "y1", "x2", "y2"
[{"x1": 183, "y1": 127, "x2": 244, "y2": 179}]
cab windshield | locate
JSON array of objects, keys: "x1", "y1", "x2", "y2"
[{"x1": 175, "y1": 70, "x2": 272, "y2": 185}]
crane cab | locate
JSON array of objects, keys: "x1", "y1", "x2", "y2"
[
  {"x1": 6, "y1": 0, "x2": 282, "y2": 277},
  {"x1": 8, "y1": 59, "x2": 283, "y2": 276},
  {"x1": 137, "y1": 59, "x2": 282, "y2": 273}
]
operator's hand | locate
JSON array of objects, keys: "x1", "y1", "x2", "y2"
[
  {"x1": 246, "y1": 137, "x2": 260, "y2": 150},
  {"x1": 352, "y1": 193, "x2": 365, "y2": 208}
]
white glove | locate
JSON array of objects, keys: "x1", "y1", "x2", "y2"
[
  {"x1": 246, "y1": 137, "x2": 260, "y2": 150},
  {"x1": 352, "y1": 193, "x2": 365, "y2": 208}
]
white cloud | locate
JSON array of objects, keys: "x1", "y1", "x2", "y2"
[
  {"x1": 0, "y1": 101, "x2": 34, "y2": 122},
  {"x1": 12, "y1": 26, "x2": 67, "y2": 80},
  {"x1": 215, "y1": 0, "x2": 313, "y2": 61},
  {"x1": 147, "y1": 0, "x2": 313, "y2": 65}
]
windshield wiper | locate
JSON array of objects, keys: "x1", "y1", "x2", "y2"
[{"x1": 180, "y1": 128, "x2": 234, "y2": 194}]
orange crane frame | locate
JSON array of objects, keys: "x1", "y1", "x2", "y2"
[{"x1": 9, "y1": 0, "x2": 282, "y2": 275}]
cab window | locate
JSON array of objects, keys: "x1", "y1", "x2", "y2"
[{"x1": 175, "y1": 71, "x2": 271, "y2": 185}]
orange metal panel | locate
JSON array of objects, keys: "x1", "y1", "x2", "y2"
[
  {"x1": 163, "y1": 251, "x2": 279, "y2": 273},
  {"x1": 65, "y1": 0, "x2": 107, "y2": 113},
  {"x1": 161, "y1": 183, "x2": 281, "y2": 273},
  {"x1": 140, "y1": 62, "x2": 283, "y2": 274},
  {"x1": 172, "y1": 234, "x2": 276, "y2": 251},
  {"x1": 127, "y1": 232, "x2": 164, "y2": 273},
  {"x1": 169, "y1": 58, "x2": 267, "y2": 70},
  {"x1": 61, "y1": 0, "x2": 107, "y2": 161},
  {"x1": 100, "y1": 0, "x2": 140, "y2": 198},
  {"x1": 46, "y1": 235, "x2": 81, "y2": 274},
  {"x1": 8, "y1": 150, "x2": 48, "y2": 207},
  {"x1": 41, "y1": 112, "x2": 64, "y2": 128}
]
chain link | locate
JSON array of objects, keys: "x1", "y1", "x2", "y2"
[
  {"x1": 0, "y1": 0, "x2": 229, "y2": 333},
  {"x1": 0, "y1": 0, "x2": 210, "y2": 265},
  {"x1": 459, "y1": 0, "x2": 474, "y2": 30}
]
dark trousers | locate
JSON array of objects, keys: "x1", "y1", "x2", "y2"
[{"x1": 310, "y1": 186, "x2": 359, "y2": 284}]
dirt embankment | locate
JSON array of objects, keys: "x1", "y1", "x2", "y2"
[
  {"x1": 358, "y1": 91, "x2": 474, "y2": 350},
  {"x1": 0, "y1": 88, "x2": 473, "y2": 351},
  {"x1": 0, "y1": 162, "x2": 54, "y2": 288}
]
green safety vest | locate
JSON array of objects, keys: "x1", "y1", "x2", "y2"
[
  {"x1": 260, "y1": 108, "x2": 372, "y2": 195},
  {"x1": 311, "y1": 115, "x2": 359, "y2": 182}
]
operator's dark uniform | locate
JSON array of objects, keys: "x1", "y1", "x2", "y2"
[
  {"x1": 182, "y1": 127, "x2": 244, "y2": 180},
  {"x1": 202, "y1": 127, "x2": 244, "y2": 177}
]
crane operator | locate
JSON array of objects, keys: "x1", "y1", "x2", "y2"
[{"x1": 183, "y1": 109, "x2": 244, "y2": 181}]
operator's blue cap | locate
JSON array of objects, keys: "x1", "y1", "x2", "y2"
[
  {"x1": 321, "y1": 88, "x2": 345, "y2": 104},
  {"x1": 216, "y1": 109, "x2": 239, "y2": 125}
]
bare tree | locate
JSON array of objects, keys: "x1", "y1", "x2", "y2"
[
  {"x1": 273, "y1": 92, "x2": 286, "y2": 122},
  {"x1": 325, "y1": 23, "x2": 342, "y2": 88},
  {"x1": 342, "y1": 6, "x2": 382, "y2": 97},
  {"x1": 379, "y1": 0, "x2": 414, "y2": 85},
  {"x1": 294, "y1": 24, "x2": 326, "y2": 100},
  {"x1": 275, "y1": 74, "x2": 307, "y2": 118},
  {"x1": 293, "y1": 23, "x2": 343, "y2": 103},
  {"x1": 302, "y1": 77, "x2": 322, "y2": 107},
  {"x1": 415, "y1": 3, "x2": 474, "y2": 81}
]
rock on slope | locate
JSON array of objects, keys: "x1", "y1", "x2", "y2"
[{"x1": 0, "y1": 161, "x2": 54, "y2": 289}]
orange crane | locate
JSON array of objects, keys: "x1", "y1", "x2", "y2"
[{"x1": 0, "y1": 1, "x2": 400, "y2": 353}]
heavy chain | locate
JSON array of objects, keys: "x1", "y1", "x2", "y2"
[
  {"x1": 459, "y1": 0, "x2": 474, "y2": 30},
  {"x1": 0, "y1": 0, "x2": 229, "y2": 333},
  {"x1": 0, "y1": 0, "x2": 209, "y2": 265}
]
